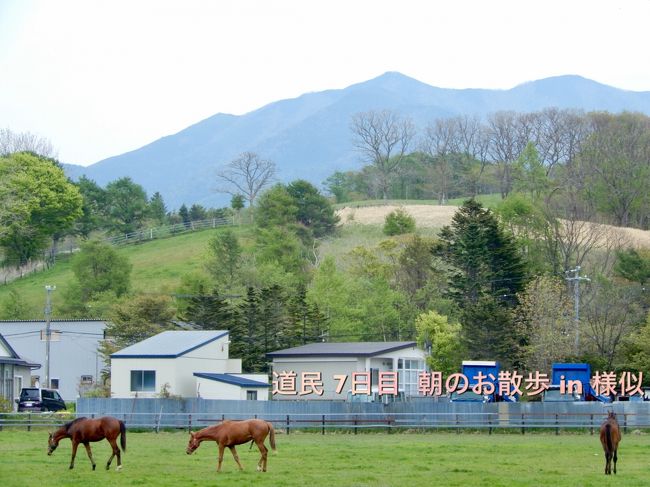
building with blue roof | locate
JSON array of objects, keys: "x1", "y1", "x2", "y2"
[{"x1": 110, "y1": 331, "x2": 268, "y2": 400}]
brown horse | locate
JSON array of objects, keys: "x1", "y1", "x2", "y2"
[
  {"x1": 186, "y1": 419, "x2": 276, "y2": 472},
  {"x1": 599, "y1": 411, "x2": 621, "y2": 475},
  {"x1": 48, "y1": 416, "x2": 126, "y2": 471}
]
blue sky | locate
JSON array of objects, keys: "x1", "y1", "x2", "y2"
[{"x1": 1, "y1": 0, "x2": 648, "y2": 166}]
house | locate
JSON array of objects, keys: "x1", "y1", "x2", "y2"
[
  {"x1": 0, "y1": 332, "x2": 40, "y2": 409},
  {"x1": 0, "y1": 320, "x2": 107, "y2": 400},
  {"x1": 267, "y1": 341, "x2": 428, "y2": 401},
  {"x1": 110, "y1": 330, "x2": 269, "y2": 400}
]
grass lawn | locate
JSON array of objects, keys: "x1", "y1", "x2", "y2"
[
  {"x1": 0, "y1": 226, "x2": 256, "y2": 318},
  {"x1": 1, "y1": 429, "x2": 648, "y2": 486}
]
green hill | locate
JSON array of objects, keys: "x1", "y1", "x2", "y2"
[{"x1": 0, "y1": 226, "x2": 257, "y2": 319}]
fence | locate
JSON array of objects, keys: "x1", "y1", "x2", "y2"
[
  {"x1": 2, "y1": 399, "x2": 649, "y2": 434},
  {"x1": 103, "y1": 217, "x2": 233, "y2": 246},
  {"x1": 1, "y1": 217, "x2": 233, "y2": 285}
]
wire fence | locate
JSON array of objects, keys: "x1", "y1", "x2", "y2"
[
  {"x1": 0, "y1": 217, "x2": 234, "y2": 285},
  {"x1": 2, "y1": 411, "x2": 650, "y2": 435}
]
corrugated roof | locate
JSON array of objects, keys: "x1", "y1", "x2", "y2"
[
  {"x1": 111, "y1": 330, "x2": 229, "y2": 358},
  {"x1": 266, "y1": 341, "x2": 418, "y2": 358},
  {"x1": 193, "y1": 373, "x2": 269, "y2": 388}
]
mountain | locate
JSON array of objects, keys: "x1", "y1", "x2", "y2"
[{"x1": 64, "y1": 72, "x2": 650, "y2": 209}]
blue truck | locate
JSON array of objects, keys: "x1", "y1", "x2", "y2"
[
  {"x1": 542, "y1": 363, "x2": 611, "y2": 402},
  {"x1": 450, "y1": 360, "x2": 517, "y2": 403}
]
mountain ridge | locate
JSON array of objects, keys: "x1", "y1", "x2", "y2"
[{"x1": 64, "y1": 72, "x2": 650, "y2": 208}]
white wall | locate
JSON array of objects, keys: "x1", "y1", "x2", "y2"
[
  {"x1": 110, "y1": 336, "x2": 244, "y2": 398},
  {"x1": 196, "y1": 377, "x2": 268, "y2": 401}
]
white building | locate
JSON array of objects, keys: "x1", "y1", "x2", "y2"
[
  {"x1": 267, "y1": 341, "x2": 427, "y2": 401},
  {"x1": 0, "y1": 320, "x2": 107, "y2": 400},
  {"x1": 0, "y1": 333, "x2": 41, "y2": 408},
  {"x1": 110, "y1": 330, "x2": 268, "y2": 400}
]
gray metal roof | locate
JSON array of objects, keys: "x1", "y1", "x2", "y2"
[
  {"x1": 267, "y1": 341, "x2": 418, "y2": 358},
  {"x1": 193, "y1": 373, "x2": 269, "y2": 388},
  {"x1": 111, "y1": 330, "x2": 229, "y2": 358}
]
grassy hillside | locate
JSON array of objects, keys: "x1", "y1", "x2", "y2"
[
  {"x1": 0, "y1": 226, "x2": 257, "y2": 319},
  {"x1": 0, "y1": 203, "x2": 453, "y2": 319}
]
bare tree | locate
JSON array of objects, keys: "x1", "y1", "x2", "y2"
[
  {"x1": 420, "y1": 118, "x2": 456, "y2": 204},
  {"x1": 350, "y1": 110, "x2": 415, "y2": 200},
  {"x1": 216, "y1": 152, "x2": 276, "y2": 213},
  {"x1": 0, "y1": 128, "x2": 56, "y2": 158}
]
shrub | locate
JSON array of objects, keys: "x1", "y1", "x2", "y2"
[{"x1": 383, "y1": 208, "x2": 416, "y2": 235}]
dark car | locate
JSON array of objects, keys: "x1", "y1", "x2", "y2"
[{"x1": 16, "y1": 388, "x2": 66, "y2": 412}]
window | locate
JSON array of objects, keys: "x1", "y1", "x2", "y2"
[
  {"x1": 50, "y1": 378, "x2": 60, "y2": 389},
  {"x1": 42, "y1": 389, "x2": 54, "y2": 399},
  {"x1": 130, "y1": 370, "x2": 155, "y2": 392},
  {"x1": 398, "y1": 359, "x2": 425, "y2": 396},
  {"x1": 246, "y1": 390, "x2": 258, "y2": 401},
  {"x1": 80, "y1": 375, "x2": 93, "y2": 384}
]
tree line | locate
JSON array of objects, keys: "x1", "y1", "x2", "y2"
[{"x1": 329, "y1": 109, "x2": 650, "y2": 230}]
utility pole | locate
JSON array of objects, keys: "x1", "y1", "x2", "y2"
[
  {"x1": 44, "y1": 285, "x2": 56, "y2": 389},
  {"x1": 565, "y1": 266, "x2": 590, "y2": 356}
]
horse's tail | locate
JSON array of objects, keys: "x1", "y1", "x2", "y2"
[
  {"x1": 605, "y1": 423, "x2": 612, "y2": 454},
  {"x1": 268, "y1": 422, "x2": 276, "y2": 452},
  {"x1": 120, "y1": 420, "x2": 127, "y2": 452}
]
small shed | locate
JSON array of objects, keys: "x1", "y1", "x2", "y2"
[{"x1": 194, "y1": 373, "x2": 269, "y2": 401}]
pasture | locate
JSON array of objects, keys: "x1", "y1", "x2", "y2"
[{"x1": 1, "y1": 429, "x2": 649, "y2": 486}]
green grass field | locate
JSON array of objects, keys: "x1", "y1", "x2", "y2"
[
  {"x1": 1, "y1": 429, "x2": 648, "y2": 486},
  {"x1": 0, "y1": 226, "x2": 257, "y2": 318}
]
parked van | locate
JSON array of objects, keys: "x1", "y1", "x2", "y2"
[{"x1": 16, "y1": 388, "x2": 66, "y2": 412}]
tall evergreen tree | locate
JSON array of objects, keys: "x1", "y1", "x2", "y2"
[
  {"x1": 178, "y1": 204, "x2": 190, "y2": 224},
  {"x1": 183, "y1": 286, "x2": 234, "y2": 329},
  {"x1": 236, "y1": 287, "x2": 264, "y2": 372},
  {"x1": 148, "y1": 192, "x2": 167, "y2": 225},
  {"x1": 436, "y1": 199, "x2": 528, "y2": 364}
]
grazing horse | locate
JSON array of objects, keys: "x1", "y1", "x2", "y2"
[
  {"x1": 186, "y1": 419, "x2": 276, "y2": 472},
  {"x1": 599, "y1": 411, "x2": 621, "y2": 475},
  {"x1": 48, "y1": 416, "x2": 126, "y2": 471}
]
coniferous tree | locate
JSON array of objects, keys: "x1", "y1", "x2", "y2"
[
  {"x1": 436, "y1": 199, "x2": 528, "y2": 364},
  {"x1": 148, "y1": 192, "x2": 167, "y2": 224},
  {"x1": 178, "y1": 204, "x2": 190, "y2": 224},
  {"x1": 236, "y1": 287, "x2": 264, "y2": 372},
  {"x1": 183, "y1": 286, "x2": 234, "y2": 329}
]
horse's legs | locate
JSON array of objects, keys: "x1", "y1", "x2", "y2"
[
  {"x1": 216, "y1": 444, "x2": 225, "y2": 472},
  {"x1": 228, "y1": 445, "x2": 244, "y2": 470},
  {"x1": 604, "y1": 451, "x2": 611, "y2": 475},
  {"x1": 83, "y1": 443, "x2": 96, "y2": 470},
  {"x1": 107, "y1": 437, "x2": 122, "y2": 471},
  {"x1": 613, "y1": 447, "x2": 618, "y2": 475},
  {"x1": 69, "y1": 441, "x2": 79, "y2": 470},
  {"x1": 255, "y1": 440, "x2": 268, "y2": 472}
]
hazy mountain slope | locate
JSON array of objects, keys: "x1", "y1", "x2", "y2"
[{"x1": 65, "y1": 72, "x2": 650, "y2": 208}]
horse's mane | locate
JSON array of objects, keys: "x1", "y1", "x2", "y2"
[{"x1": 63, "y1": 417, "x2": 88, "y2": 432}]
